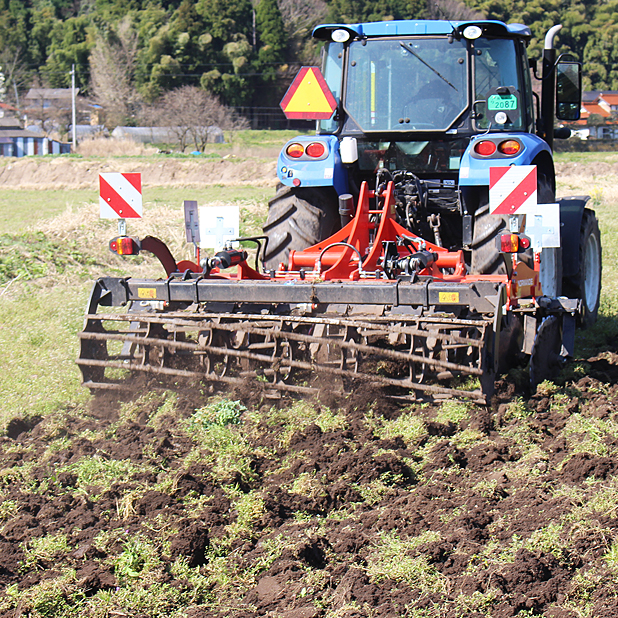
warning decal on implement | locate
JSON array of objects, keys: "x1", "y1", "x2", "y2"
[
  {"x1": 99, "y1": 173, "x2": 143, "y2": 219},
  {"x1": 489, "y1": 165, "x2": 537, "y2": 215}
]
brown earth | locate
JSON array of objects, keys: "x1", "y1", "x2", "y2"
[
  {"x1": 0, "y1": 155, "x2": 278, "y2": 190},
  {"x1": 1, "y1": 344, "x2": 618, "y2": 615}
]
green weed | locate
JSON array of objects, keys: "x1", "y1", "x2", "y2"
[
  {"x1": 186, "y1": 398, "x2": 246, "y2": 432},
  {"x1": 21, "y1": 533, "x2": 73, "y2": 571},
  {"x1": 225, "y1": 490, "x2": 265, "y2": 540},
  {"x1": 564, "y1": 414, "x2": 618, "y2": 457},
  {"x1": 61, "y1": 457, "x2": 146, "y2": 493},
  {"x1": 0, "y1": 232, "x2": 97, "y2": 285},
  {"x1": 0, "y1": 570, "x2": 84, "y2": 617},
  {"x1": 266, "y1": 399, "x2": 348, "y2": 447},
  {"x1": 84, "y1": 584, "x2": 184, "y2": 618},
  {"x1": 114, "y1": 535, "x2": 163, "y2": 585},
  {"x1": 0, "y1": 498, "x2": 18, "y2": 521},
  {"x1": 604, "y1": 541, "x2": 618, "y2": 569},
  {"x1": 434, "y1": 400, "x2": 471, "y2": 425},
  {"x1": 373, "y1": 409, "x2": 426, "y2": 445},
  {"x1": 366, "y1": 530, "x2": 446, "y2": 592},
  {"x1": 503, "y1": 397, "x2": 533, "y2": 420},
  {"x1": 290, "y1": 472, "x2": 329, "y2": 499}
]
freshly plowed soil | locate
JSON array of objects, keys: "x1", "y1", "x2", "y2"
[{"x1": 1, "y1": 345, "x2": 618, "y2": 616}]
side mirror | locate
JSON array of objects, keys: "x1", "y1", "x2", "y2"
[{"x1": 556, "y1": 60, "x2": 582, "y2": 121}]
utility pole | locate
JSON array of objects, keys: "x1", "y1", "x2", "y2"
[{"x1": 71, "y1": 64, "x2": 76, "y2": 149}]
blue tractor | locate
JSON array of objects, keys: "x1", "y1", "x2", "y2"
[{"x1": 264, "y1": 20, "x2": 601, "y2": 328}]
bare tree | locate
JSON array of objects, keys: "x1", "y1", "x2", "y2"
[
  {"x1": 278, "y1": 0, "x2": 328, "y2": 35},
  {"x1": 0, "y1": 46, "x2": 29, "y2": 109},
  {"x1": 148, "y1": 86, "x2": 249, "y2": 152},
  {"x1": 427, "y1": 0, "x2": 485, "y2": 20},
  {"x1": 89, "y1": 17, "x2": 141, "y2": 128},
  {"x1": 277, "y1": 0, "x2": 328, "y2": 64}
]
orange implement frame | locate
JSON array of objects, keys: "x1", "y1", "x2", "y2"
[{"x1": 287, "y1": 181, "x2": 469, "y2": 282}]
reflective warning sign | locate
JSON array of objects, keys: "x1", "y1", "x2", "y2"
[
  {"x1": 280, "y1": 67, "x2": 337, "y2": 120},
  {"x1": 99, "y1": 173, "x2": 142, "y2": 219},
  {"x1": 489, "y1": 165, "x2": 537, "y2": 215}
]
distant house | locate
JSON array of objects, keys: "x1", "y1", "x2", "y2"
[
  {"x1": 23, "y1": 87, "x2": 93, "y2": 134},
  {"x1": 24, "y1": 88, "x2": 77, "y2": 112},
  {"x1": 0, "y1": 116, "x2": 70, "y2": 157},
  {"x1": 573, "y1": 91, "x2": 618, "y2": 139}
]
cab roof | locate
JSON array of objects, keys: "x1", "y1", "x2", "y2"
[{"x1": 313, "y1": 20, "x2": 532, "y2": 42}]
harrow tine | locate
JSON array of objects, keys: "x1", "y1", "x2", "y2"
[{"x1": 78, "y1": 307, "x2": 493, "y2": 404}]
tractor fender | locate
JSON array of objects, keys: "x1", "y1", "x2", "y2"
[
  {"x1": 458, "y1": 133, "x2": 553, "y2": 187},
  {"x1": 276, "y1": 135, "x2": 348, "y2": 195},
  {"x1": 559, "y1": 196, "x2": 589, "y2": 278}
]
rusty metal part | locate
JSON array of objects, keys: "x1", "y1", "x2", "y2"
[{"x1": 78, "y1": 308, "x2": 494, "y2": 403}]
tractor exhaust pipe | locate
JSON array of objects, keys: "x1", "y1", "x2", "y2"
[{"x1": 541, "y1": 24, "x2": 562, "y2": 151}]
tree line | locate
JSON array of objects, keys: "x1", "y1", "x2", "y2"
[{"x1": 1, "y1": 0, "x2": 617, "y2": 130}]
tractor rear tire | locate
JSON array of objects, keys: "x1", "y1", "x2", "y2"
[
  {"x1": 262, "y1": 185, "x2": 339, "y2": 270},
  {"x1": 563, "y1": 209, "x2": 602, "y2": 328},
  {"x1": 470, "y1": 201, "x2": 507, "y2": 275}
]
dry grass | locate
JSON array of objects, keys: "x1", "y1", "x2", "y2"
[{"x1": 76, "y1": 137, "x2": 158, "y2": 157}]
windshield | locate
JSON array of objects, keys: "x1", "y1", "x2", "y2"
[
  {"x1": 345, "y1": 37, "x2": 468, "y2": 132},
  {"x1": 473, "y1": 38, "x2": 525, "y2": 130}
]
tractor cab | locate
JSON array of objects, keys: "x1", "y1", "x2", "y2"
[{"x1": 317, "y1": 21, "x2": 534, "y2": 138}]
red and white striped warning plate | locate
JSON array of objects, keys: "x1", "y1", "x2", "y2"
[
  {"x1": 99, "y1": 173, "x2": 142, "y2": 219},
  {"x1": 489, "y1": 165, "x2": 537, "y2": 215}
]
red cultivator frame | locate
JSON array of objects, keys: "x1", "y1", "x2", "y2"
[{"x1": 78, "y1": 181, "x2": 578, "y2": 404}]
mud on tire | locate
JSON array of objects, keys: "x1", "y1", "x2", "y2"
[
  {"x1": 563, "y1": 208, "x2": 602, "y2": 328},
  {"x1": 470, "y1": 201, "x2": 507, "y2": 275},
  {"x1": 262, "y1": 185, "x2": 339, "y2": 270}
]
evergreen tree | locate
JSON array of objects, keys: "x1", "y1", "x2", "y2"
[
  {"x1": 41, "y1": 15, "x2": 92, "y2": 89},
  {"x1": 326, "y1": 0, "x2": 427, "y2": 23},
  {"x1": 256, "y1": 0, "x2": 286, "y2": 58},
  {"x1": 255, "y1": 0, "x2": 286, "y2": 94}
]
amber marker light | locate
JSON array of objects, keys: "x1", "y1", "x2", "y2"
[
  {"x1": 286, "y1": 143, "x2": 305, "y2": 158},
  {"x1": 109, "y1": 236, "x2": 139, "y2": 255},
  {"x1": 498, "y1": 140, "x2": 521, "y2": 155},
  {"x1": 499, "y1": 233, "x2": 531, "y2": 253}
]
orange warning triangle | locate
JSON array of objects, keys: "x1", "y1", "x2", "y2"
[{"x1": 280, "y1": 67, "x2": 338, "y2": 120}]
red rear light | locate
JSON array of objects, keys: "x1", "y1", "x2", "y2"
[
  {"x1": 498, "y1": 139, "x2": 521, "y2": 155},
  {"x1": 286, "y1": 143, "x2": 304, "y2": 158},
  {"x1": 498, "y1": 233, "x2": 531, "y2": 253},
  {"x1": 474, "y1": 140, "x2": 497, "y2": 156},
  {"x1": 109, "y1": 236, "x2": 139, "y2": 255},
  {"x1": 500, "y1": 233, "x2": 519, "y2": 253},
  {"x1": 305, "y1": 142, "x2": 325, "y2": 158}
]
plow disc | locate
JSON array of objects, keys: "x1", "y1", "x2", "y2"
[{"x1": 78, "y1": 307, "x2": 495, "y2": 404}]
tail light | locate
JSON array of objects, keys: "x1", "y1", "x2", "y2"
[
  {"x1": 286, "y1": 143, "x2": 304, "y2": 158},
  {"x1": 109, "y1": 236, "x2": 140, "y2": 255},
  {"x1": 305, "y1": 142, "x2": 326, "y2": 158},
  {"x1": 474, "y1": 140, "x2": 497, "y2": 156},
  {"x1": 498, "y1": 139, "x2": 521, "y2": 155},
  {"x1": 498, "y1": 233, "x2": 531, "y2": 253}
]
